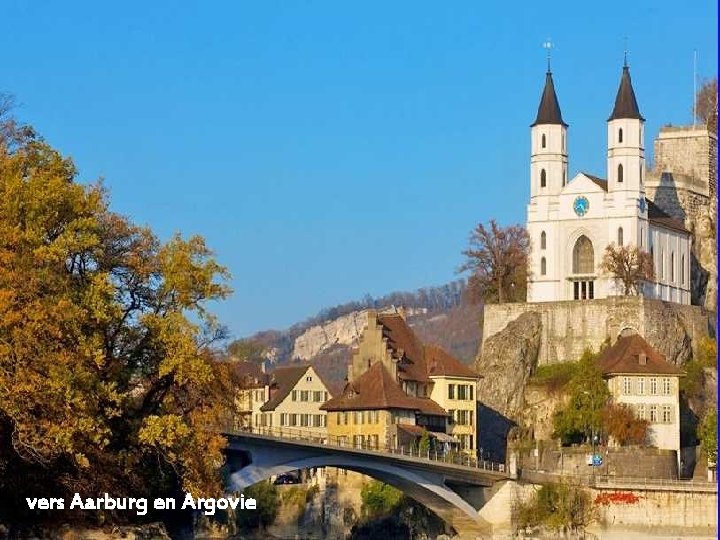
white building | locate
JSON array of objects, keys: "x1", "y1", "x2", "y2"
[
  {"x1": 597, "y1": 333, "x2": 683, "y2": 460},
  {"x1": 526, "y1": 61, "x2": 691, "y2": 304}
]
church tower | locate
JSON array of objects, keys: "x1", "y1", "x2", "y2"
[
  {"x1": 530, "y1": 69, "x2": 568, "y2": 199},
  {"x1": 607, "y1": 60, "x2": 645, "y2": 196}
]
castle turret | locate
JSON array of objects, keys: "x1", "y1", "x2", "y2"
[{"x1": 530, "y1": 69, "x2": 568, "y2": 198}]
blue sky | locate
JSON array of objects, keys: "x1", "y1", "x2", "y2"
[{"x1": 3, "y1": 1, "x2": 717, "y2": 337}]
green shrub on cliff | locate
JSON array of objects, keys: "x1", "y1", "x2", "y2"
[
  {"x1": 360, "y1": 481, "x2": 404, "y2": 519},
  {"x1": 236, "y1": 481, "x2": 279, "y2": 531},
  {"x1": 515, "y1": 482, "x2": 595, "y2": 534},
  {"x1": 530, "y1": 361, "x2": 578, "y2": 392}
]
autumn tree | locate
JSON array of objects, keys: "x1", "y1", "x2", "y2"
[
  {"x1": 600, "y1": 244, "x2": 654, "y2": 295},
  {"x1": 460, "y1": 220, "x2": 529, "y2": 304},
  {"x1": 0, "y1": 107, "x2": 233, "y2": 524},
  {"x1": 695, "y1": 77, "x2": 717, "y2": 132},
  {"x1": 601, "y1": 403, "x2": 649, "y2": 446}
]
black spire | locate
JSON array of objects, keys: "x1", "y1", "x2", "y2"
[
  {"x1": 608, "y1": 63, "x2": 644, "y2": 121},
  {"x1": 531, "y1": 70, "x2": 567, "y2": 127}
]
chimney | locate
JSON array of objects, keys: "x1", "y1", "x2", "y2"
[{"x1": 638, "y1": 352, "x2": 647, "y2": 366}]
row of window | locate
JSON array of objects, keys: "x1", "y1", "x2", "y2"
[
  {"x1": 291, "y1": 390, "x2": 329, "y2": 403},
  {"x1": 448, "y1": 383, "x2": 474, "y2": 401},
  {"x1": 280, "y1": 413, "x2": 327, "y2": 428},
  {"x1": 650, "y1": 247, "x2": 686, "y2": 286},
  {"x1": 449, "y1": 409, "x2": 474, "y2": 426},
  {"x1": 539, "y1": 132, "x2": 566, "y2": 151},
  {"x1": 336, "y1": 410, "x2": 380, "y2": 425},
  {"x1": 457, "y1": 434, "x2": 475, "y2": 451},
  {"x1": 253, "y1": 389, "x2": 266, "y2": 402},
  {"x1": 337, "y1": 434, "x2": 380, "y2": 449},
  {"x1": 622, "y1": 376, "x2": 673, "y2": 396},
  {"x1": 632, "y1": 403, "x2": 674, "y2": 424},
  {"x1": 254, "y1": 413, "x2": 273, "y2": 427}
]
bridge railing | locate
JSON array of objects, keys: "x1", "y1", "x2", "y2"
[{"x1": 225, "y1": 424, "x2": 506, "y2": 474}]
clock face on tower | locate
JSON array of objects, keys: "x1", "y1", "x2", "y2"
[{"x1": 573, "y1": 196, "x2": 589, "y2": 217}]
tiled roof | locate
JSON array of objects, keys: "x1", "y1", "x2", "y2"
[
  {"x1": 647, "y1": 200, "x2": 691, "y2": 234},
  {"x1": 609, "y1": 65, "x2": 644, "y2": 121},
  {"x1": 531, "y1": 71, "x2": 568, "y2": 127},
  {"x1": 260, "y1": 365, "x2": 325, "y2": 412},
  {"x1": 378, "y1": 313, "x2": 429, "y2": 382},
  {"x1": 425, "y1": 345, "x2": 479, "y2": 378},
  {"x1": 597, "y1": 334, "x2": 684, "y2": 376},
  {"x1": 320, "y1": 362, "x2": 447, "y2": 416}
]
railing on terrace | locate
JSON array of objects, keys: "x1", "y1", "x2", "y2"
[
  {"x1": 224, "y1": 424, "x2": 506, "y2": 474},
  {"x1": 519, "y1": 469, "x2": 717, "y2": 491}
]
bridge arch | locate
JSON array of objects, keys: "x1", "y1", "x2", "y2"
[{"x1": 224, "y1": 440, "x2": 493, "y2": 535}]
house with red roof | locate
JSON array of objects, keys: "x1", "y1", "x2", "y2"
[
  {"x1": 322, "y1": 310, "x2": 481, "y2": 454},
  {"x1": 597, "y1": 332, "x2": 684, "y2": 458}
]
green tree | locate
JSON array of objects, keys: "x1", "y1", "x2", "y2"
[
  {"x1": 417, "y1": 429, "x2": 431, "y2": 455},
  {"x1": 235, "y1": 481, "x2": 280, "y2": 530},
  {"x1": 0, "y1": 106, "x2": 232, "y2": 521},
  {"x1": 552, "y1": 349, "x2": 610, "y2": 445},
  {"x1": 698, "y1": 408, "x2": 717, "y2": 467}
]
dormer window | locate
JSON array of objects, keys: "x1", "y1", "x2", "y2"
[{"x1": 639, "y1": 352, "x2": 647, "y2": 365}]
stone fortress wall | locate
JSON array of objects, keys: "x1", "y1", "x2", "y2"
[
  {"x1": 481, "y1": 296, "x2": 713, "y2": 366},
  {"x1": 645, "y1": 125, "x2": 717, "y2": 311}
]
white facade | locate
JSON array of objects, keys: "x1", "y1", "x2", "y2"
[
  {"x1": 606, "y1": 374, "x2": 681, "y2": 456},
  {"x1": 526, "y1": 67, "x2": 691, "y2": 304}
]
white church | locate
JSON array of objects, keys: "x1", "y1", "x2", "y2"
[{"x1": 526, "y1": 61, "x2": 691, "y2": 304}]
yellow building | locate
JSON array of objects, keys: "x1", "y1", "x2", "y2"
[
  {"x1": 597, "y1": 333, "x2": 683, "y2": 457},
  {"x1": 256, "y1": 365, "x2": 332, "y2": 440},
  {"x1": 323, "y1": 310, "x2": 480, "y2": 454},
  {"x1": 231, "y1": 361, "x2": 269, "y2": 430}
]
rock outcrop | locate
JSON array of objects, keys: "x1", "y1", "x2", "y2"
[{"x1": 475, "y1": 311, "x2": 542, "y2": 419}]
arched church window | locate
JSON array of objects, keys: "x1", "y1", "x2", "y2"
[
  {"x1": 541, "y1": 134, "x2": 546, "y2": 148},
  {"x1": 661, "y1": 250, "x2": 665, "y2": 279},
  {"x1": 617, "y1": 164, "x2": 624, "y2": 183},
  {"x1": 617, "y1": 227, "x2": 623, "y2": 246},
  {"x1": 572, "y1": 236, "x2": 594, "y2": 274},
  {"x1": 670, "y1": 252, "x2": 675, "y2": 282},
  {"x1": 541, "y1": 231, "x2": 546, "y2": 250},
  {"x1": 540, "y1": 169, "x2": 546, "y2": 188},
  {"x1": 541, "y1": 257, "x2": 547, "y2": 275},
  {"x1": 618, "y1": 128, "x2": 623, "y2": 143},
  {"x1": 681, "y1": 255, "x2": 685, "y2": 284},
  {"x1": 639, "y1": 164, "x2": 643, "y2": 185}
]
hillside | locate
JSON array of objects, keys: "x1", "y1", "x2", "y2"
[{"x1": 236, "y1": 280, "x2": 483, "y2": 390}]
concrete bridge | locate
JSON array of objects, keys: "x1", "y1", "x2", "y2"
[{"x1": 223, "y1": 427, "x2": 508, "y2": 537}]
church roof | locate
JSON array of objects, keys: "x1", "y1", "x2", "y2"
[
  {"x1": 583, "y1": 173, "x2": 608, "y2": 191},
  {"x1": 609, "y1": 65, "x2": 644, "y2": 121},
  {"x1": 597, "y1": 334, "x2": 683, "y2": 376},
  {"x1": 647, "y1": 200, "x2": 690, "y2": 234},
  {"x1": 531, "y1": 71, "x2": 568, "y2": 127}
]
